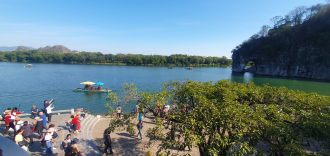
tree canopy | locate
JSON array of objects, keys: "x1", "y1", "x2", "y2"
[
  {"x1": 0, "y1": 50, "x2": 232, "y2": 67},
  {"x1": 106, "y1": 80, "x2": 330, "y2": 155}
]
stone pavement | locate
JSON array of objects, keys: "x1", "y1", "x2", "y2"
[
  {"x1": 92, "y1": 113, "x2": 199, "y2": 156},
  {"x1": 0, "y1": 113, "x2": 101, "y2": 156}
]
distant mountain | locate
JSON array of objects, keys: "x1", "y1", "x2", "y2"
[
  {"x1": 0, "y1": 46, "x2": 36, "y2": 51},
  {"x1": 16, "y1": 46, "x2": 31, "y2": 51},
  {"x1": 37, "y1": 45, "x2": 72, "y2": 53}
]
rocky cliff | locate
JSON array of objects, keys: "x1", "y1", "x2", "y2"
[
  {"x1": 37, "y1": 45, "x2": 72, "y2": 53},
  {"x1": 232, "y1": 4, "x2": 330, "y2": 80}
]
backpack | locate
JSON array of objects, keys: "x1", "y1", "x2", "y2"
[
  {"x1": 136, "y1": 123, "x2": 140, "y2": 129},
  {"x1": 60, "y1": 142, "x2": 64, "y2": 150}
]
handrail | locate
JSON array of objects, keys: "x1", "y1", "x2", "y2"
[{"x1": 17, "y1": 109, "x2": 72, "y2": 117}]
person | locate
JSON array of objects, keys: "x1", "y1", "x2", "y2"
[
  {"x1": 2, "y1": 108, "x2": 11, "y2": 121},
  {"x1": 98, "y1": 85, "x2": 102, "y2": 91},
  {"x1": 138, "y1": 113, "x2": 143, "y2": 121},
  {"x1": 68, "y1": 144, "x2": 82, "y2": 156},
  {"x1": 21, "y1": 121, "x2": 35, "y2": 144},
  {"x1": 34, "y1": 117, "x2": 44, "y2": 140},
  {"x1": 15, "y1": 129, "x2": 28, "y2": 148},
  {"x1": 88, "y1": 85, "x2": 91, "y2": 90},
  {"x1": 4, "y1": 110, "x2": 15, "y2": 136},
  {"x1": 172, "y1": 103, "x2": 176, "y2": 111},
  {"x1": 130, "y1": 109, "x2": 135, "y2": 114},
  {"x1": 135, "y1": 103, "x2": 139, "y2": 115},
  {"x1": 15, "y1": 117, "x2": 24, "y2": 131},
  {"x1": 11, "y1": 107, "x2": 24, "y2": 121},
  {"x1": 71, "y1": 113, "x2": 80, "y2": 135},
  {"x1": 66, "y1": 115, "x2": 74, "y2": 130},
  {"x1": 46, "y1": 104, "x2": 54, "y2": 123},
  {"x1": 103, "y1": 129, "x2": 113, "y2": 154},
  {"x1": 62, "y1": 134, "x2": 73, "y2": 152},
  {"x1": 47, "y1": 124, "x2": 59, "y2": 148},
  {"x1": 137, "y1": 120, "x2": 143, "y2": 140},
  {"x1": 43, "y1": 132, "x2": 54, "y2": 154},
  {"x1": 39, "y1": 112, "x2": 48, "y2": 131},
  {"x1": 84, "y1": 85, "x2": 88, "y2": 89},
  {"x1": 31, "y1": 105, "x2": 38, "y2": 119},
  {"x1": 44, "y1": 100, "x2": 50, "y2": 113},
  {"x1": 116, "y1": 105, "x2": 122, "y2": 118}
]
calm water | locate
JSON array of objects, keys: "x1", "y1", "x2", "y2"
[{"x1": 1, "y1": 62, "x2": 329, "y2": 114}]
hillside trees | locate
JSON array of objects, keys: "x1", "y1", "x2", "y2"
[
  {"x1": 105, "y1": 80, "x2": 330, "y2": 155},
  {"x1": 0, "y1": 51, "x2": 232, "y2": 66}
]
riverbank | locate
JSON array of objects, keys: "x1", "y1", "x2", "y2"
[{"x1": 0, "y1": 60, "x2": 231, "y2": 67}]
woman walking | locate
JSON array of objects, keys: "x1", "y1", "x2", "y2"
[
  {"x1": 137, "y1": 120, "x2": 143, "y2": 140},
  {"x1": 103, "y1": 129, "x2": 113, "y2": 154},
  {"x1": 43, "y1": 132, "x2": 54, "y2": 154}
]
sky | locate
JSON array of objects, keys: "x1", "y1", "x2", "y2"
[{"x1": 0, "y1": 0, "x2": 326, "y2": 58}]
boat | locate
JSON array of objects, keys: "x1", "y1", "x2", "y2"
[
  {"x1": 187, "y1": 67, "x2": 194, "y2": 70},
  {"x1": 73, "y1": 88, "x2": 111, "y2": 93},
  {"x1": 23, "y1": 64, "x2": 33, "y2": 67},
  {"x1": 73, "y1": 81, "x2": 111, "y2": 93}
]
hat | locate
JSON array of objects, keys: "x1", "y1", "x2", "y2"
[
  {"x1": 72, "y1": 138, "x2": 79, "y2": 144},
  {"x1": 5, "y1": 110, "x2": 11, "y2": 114}
]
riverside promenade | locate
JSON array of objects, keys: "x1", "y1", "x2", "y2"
[
  {"x1": 0, "y1": 111, "x2": 199, "y2": 156},
  {"x1": 0, "y1": 110, "x2": 102, "y2": 156}
]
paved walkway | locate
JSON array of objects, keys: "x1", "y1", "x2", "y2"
[
  {"x1": 92, "y1": 114, "x2": 199, "y2": 156},
  {"x1": 1, "y1": 114, "x2": 72, "y2": 156}
]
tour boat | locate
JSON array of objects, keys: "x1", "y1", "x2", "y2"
[
  {"x1": 73, "y1": 88, "x2": 111, "y2": 93},
  {"x1": 73, "y1": 81, "x2": 111, "y2": 93}
]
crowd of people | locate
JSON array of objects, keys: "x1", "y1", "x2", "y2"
[
  {"x1": 84, "y1": 85, "x2": 102, "y2": 91},
  {"x1": 0, "y1": 100, "x2": 82, "y2": 155}
]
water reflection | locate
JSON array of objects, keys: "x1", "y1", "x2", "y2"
[{"x1": 84, "y1": 92, "x2": 104, "y2": 99}]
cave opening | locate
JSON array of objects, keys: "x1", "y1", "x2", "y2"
[{"x1": 244, "y1": 61, "x2": 255, "y2": 72}]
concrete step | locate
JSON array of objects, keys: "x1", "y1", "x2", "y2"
[{"x1": 77, "y1": 115, "x2": 101, "y2": 156}]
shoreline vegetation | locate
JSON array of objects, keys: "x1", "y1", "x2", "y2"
[{"x1": 0, "y1": 50, "x2": 232, "y2": 67}]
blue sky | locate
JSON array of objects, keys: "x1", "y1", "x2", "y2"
[{"x1": 0, "y1": 0, "x2": 326, "y2": 58}]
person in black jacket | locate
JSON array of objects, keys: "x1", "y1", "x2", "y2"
[
  {"x1": 103, "y1": 129, "x2": 113, "y2": 154},
  {"x1": 21, "y1": 121, "x2": 35, "y2": 144},
  {"x1": 34, "y1": 117, "x2": 44, "y2": 140}
]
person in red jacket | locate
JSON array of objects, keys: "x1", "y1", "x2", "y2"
[
  {"x1": 11, "y1": 107, "x2": 24, "y2": 120},
  {"x1": 70, "y1": 113, "x2": 80, "y2": 135},
  {"x1": 4, "y1": 110, "x2": 16, "y2": 136}
]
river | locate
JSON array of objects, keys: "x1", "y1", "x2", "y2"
[{"x1": 1, "y1": 62, "x2": 329, "y2": 114}]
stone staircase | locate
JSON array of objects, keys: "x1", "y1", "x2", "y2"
[{"x1": 57, "y1": 114, "x2": 101, "y2": 156}]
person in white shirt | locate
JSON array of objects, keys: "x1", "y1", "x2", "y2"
[
  {"x1": 15, "y1": 117, "x2": 24, "y2": 131},
  {"x1": 46, "y1": 104, "x2": 54, "y2": 123},
  {"x1": 43, "y1": 132, "x2": 54, "y2": 154}
]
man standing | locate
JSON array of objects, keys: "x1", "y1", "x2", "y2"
[
  {"x1": 116, "y1": 105, "x2": 122, "y2": 118},
  {"x1": 31, "y1": 105, "x2": 38, "y2": 119},
  {"x1": 39, "y1": 112, "x2": 48, "y2": 131}
]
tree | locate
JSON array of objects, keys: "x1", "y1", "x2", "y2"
[
  {"x1": 259, "y1": 25, "x2": 271, "y2": 37},
  {"x1": 107, "y1": 80, "x2": 330, "y2": 155},
  {"x1": 288, "y1": 6, "x2": 307, "y2": 25}
]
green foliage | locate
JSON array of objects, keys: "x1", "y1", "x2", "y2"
[
  {"x1": 0, "y1": 51, "x2": 232, "y2": 66},
  {"x1": 115, "y1": 80, "x2": 330, "y2": 156}
]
